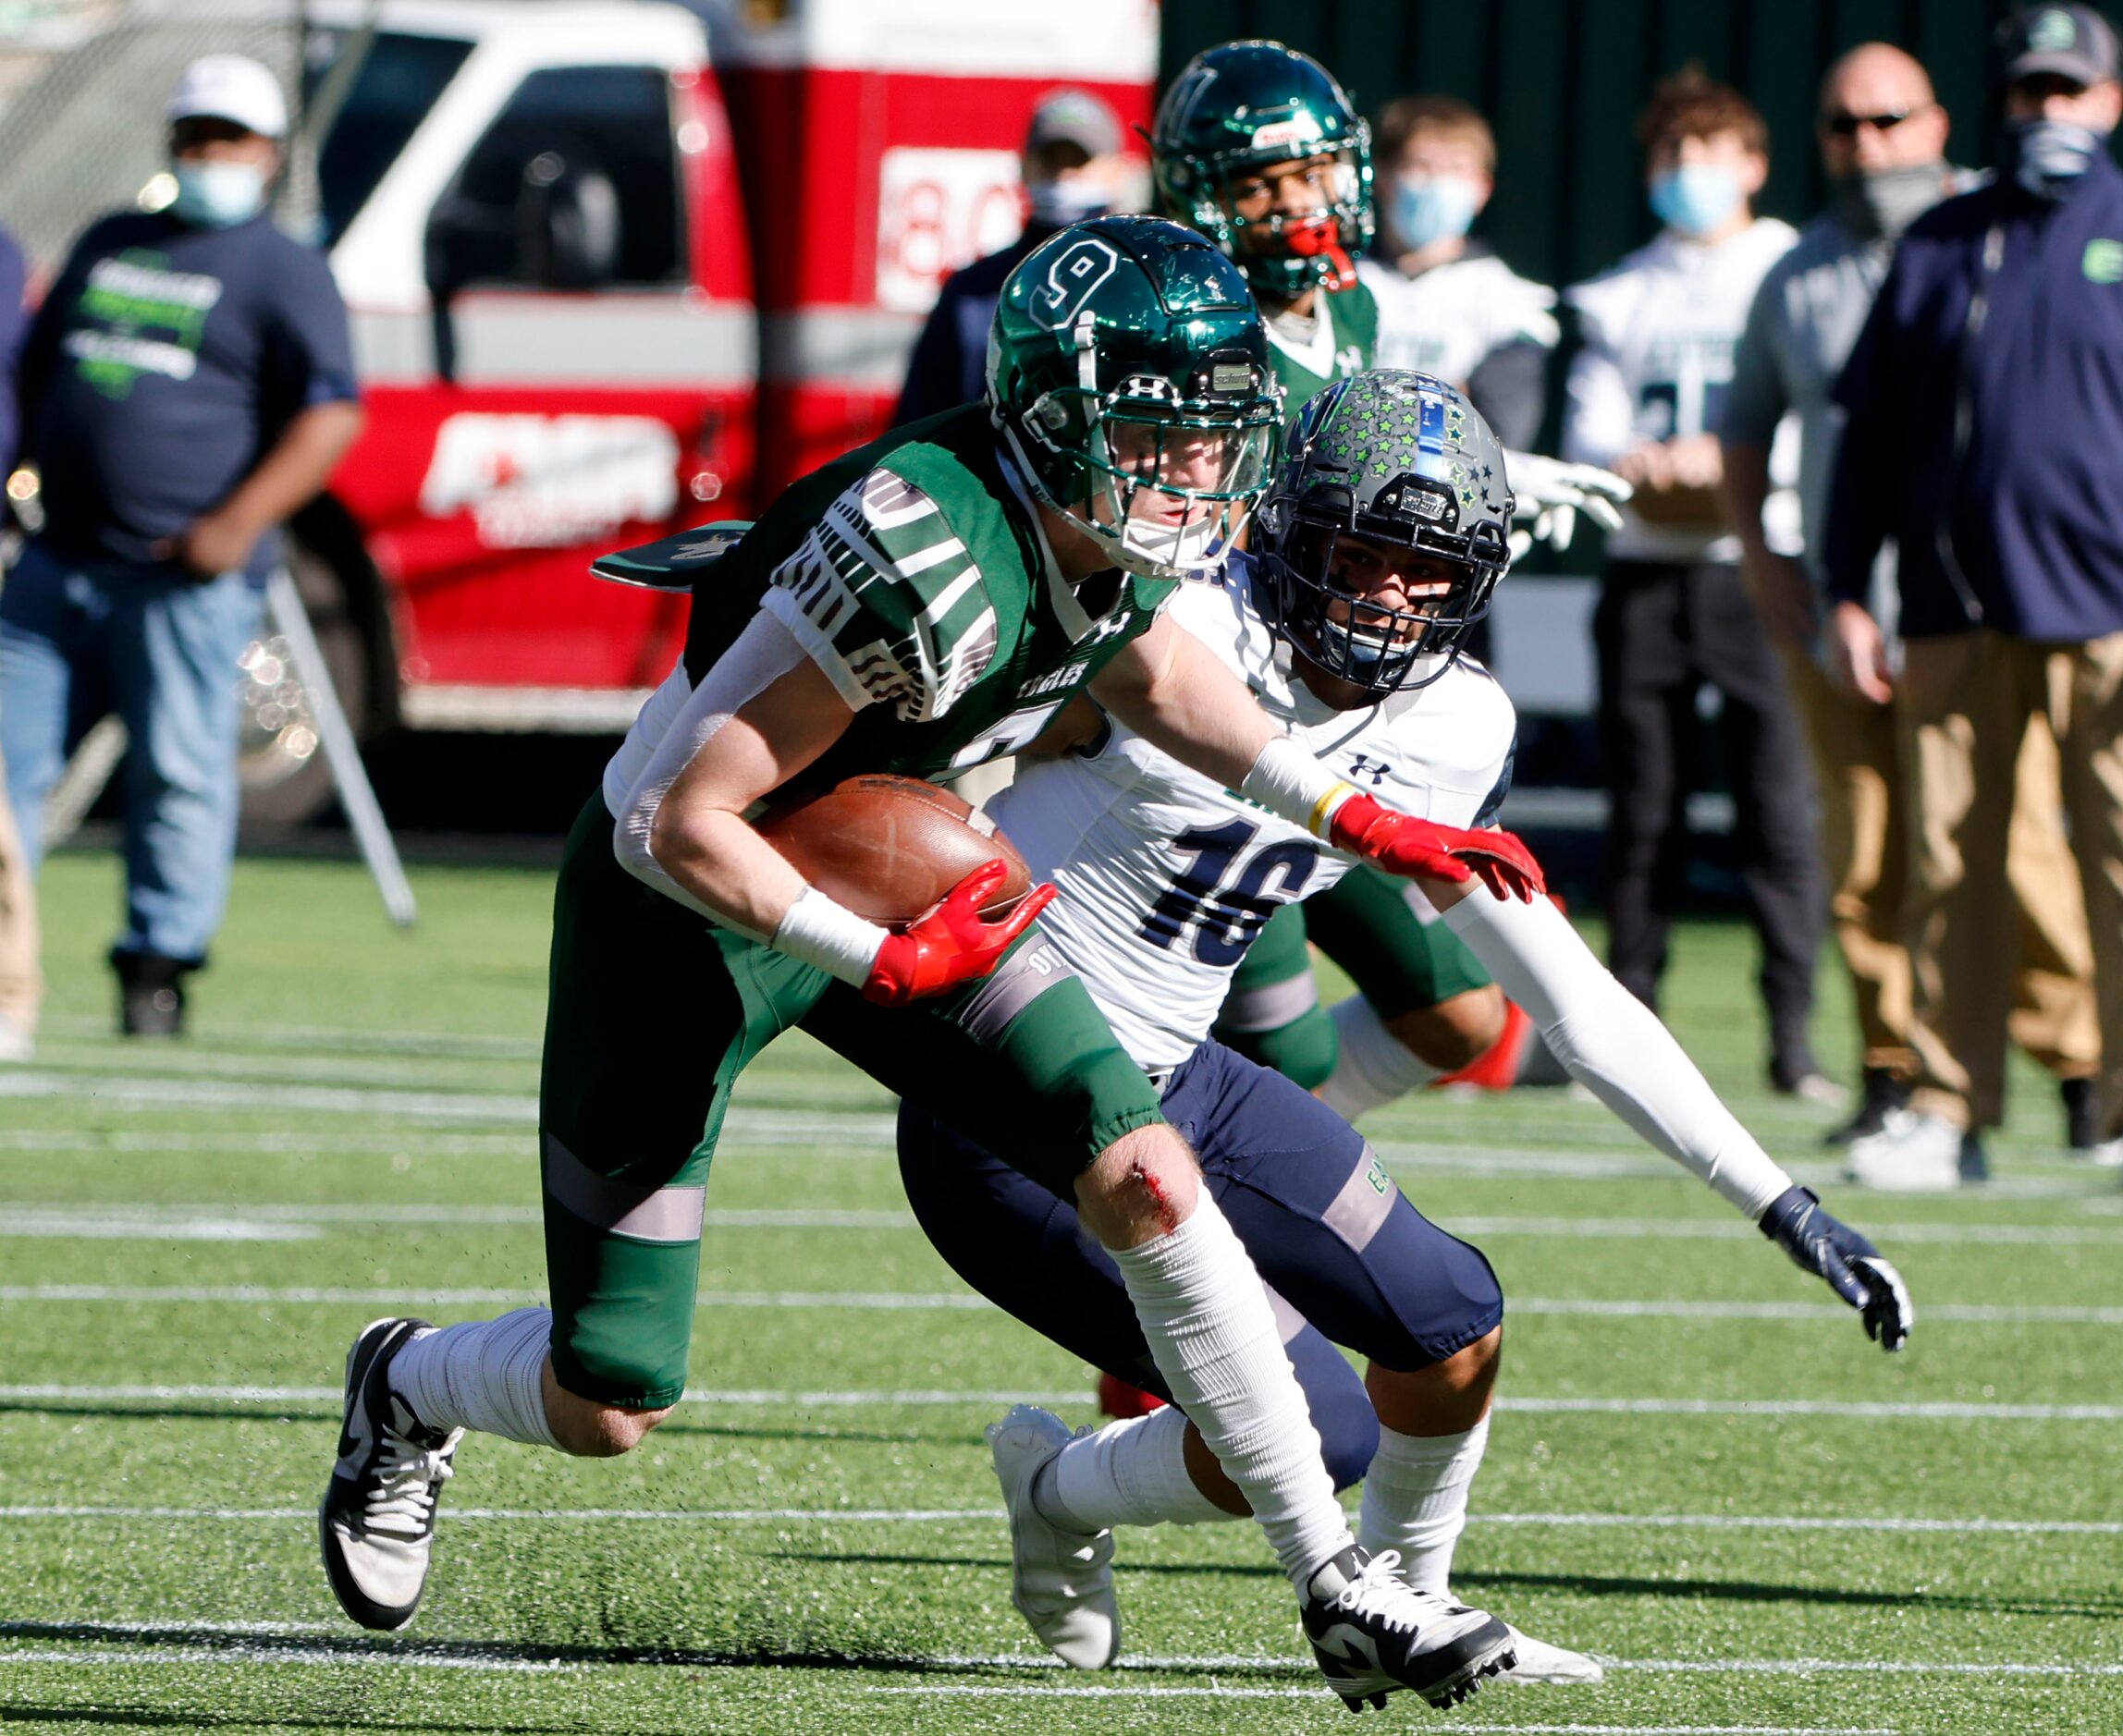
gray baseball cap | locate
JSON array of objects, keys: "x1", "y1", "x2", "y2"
[
  {"x1": 1024, "y1": 88, "x2": 1122, "y2": 157},
  {"x1": 1999, "y1": 5, "x2": 2120, "y2": 88}
]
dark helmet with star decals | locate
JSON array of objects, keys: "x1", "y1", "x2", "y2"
[{"x1": 1252, "y1": 369, "x2": 1514, "y2": 694}]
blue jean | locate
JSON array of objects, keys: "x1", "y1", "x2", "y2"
[{"x1": 0, "y1": 538, "x2": 264, "y2": 964}]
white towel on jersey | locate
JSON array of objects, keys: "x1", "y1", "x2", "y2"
[
  {"x1": 990, "y1": 569, "x2": 1516, "y2": 1075},
  {"x1": 1561, "y1": 218, "x2": 1800, "y2": 565}
]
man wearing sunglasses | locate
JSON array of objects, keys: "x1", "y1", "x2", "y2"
[
  {"x1": 1825, "y1": 5, "x2": 2123, "y2": 1189},
  {"x1": 1724, "y1": 45, "x2": 2101, "y2": 1157}
]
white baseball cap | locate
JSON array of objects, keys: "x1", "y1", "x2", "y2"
[{"x1": 166, "y1": 54, "x2": 288, "y2": 139}]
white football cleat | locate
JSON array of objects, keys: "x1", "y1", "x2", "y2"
[
  {"x1": 1494, "y1": 1623, "x2": 1605, "y2": 1684},
  {"x1": 1844, "y1": 1110, "x2": 1984, "y2": 1192},
  {"x1": 319, "y1": 1317, "x2": 462, "y2": 1631},
  {"x1": 987, "y1": 1405, "x2": 1119, "y2": 1668}
]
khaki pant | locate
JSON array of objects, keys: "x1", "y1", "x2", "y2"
[
  {"x1": 0, "y1": 744, "x2": 38, "y2": 1030},
  {"x1": 1897, "y1": 631, "x2": 2123, "y2": 1133},
  {"x1": 1782, "y1": 649, "x2": 2095, "y2": 1094}
]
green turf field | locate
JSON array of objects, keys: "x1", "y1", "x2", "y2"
[{"x1": 5, "y1": 849, "x2": 2120, "y2": 1735}]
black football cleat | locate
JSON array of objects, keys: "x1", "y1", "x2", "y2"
[
  {"x1": 319, "y1": 1317, "x2": 461, "y2": 1631},
  {"x1": 1300, "y1": 1545, "x2": 1516, "y2": 1711}
]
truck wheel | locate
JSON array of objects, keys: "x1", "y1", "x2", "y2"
[{"x1": 237, "y1": 543, "x2": 374, "y2": 829}]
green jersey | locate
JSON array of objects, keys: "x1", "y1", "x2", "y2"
[
  {"x1": 607, "y1": 402, "x2": 1175, "y2": 798},
  {"x1": 1265, "y1": 278, "x2": 1379, "y2": 415}
]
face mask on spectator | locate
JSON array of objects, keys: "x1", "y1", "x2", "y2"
[
  {"x1": 1649, "y1": 163, "x2": 1742, "y2": 237},
  {"x1": 1391, "y1": 174, "x2": 1482, "y2": 250},
  {"x1": 1834, "y1": 163, "x2": 1948, "y2": 240},
  {"x1": 2003, "y1": 117, "x2": 2110, "y2": 201},
  {"x1": 171, "y1": 159, "x2": 267, "y2": 227},
  {"x1": 1026, "y1": 176, "x2": 1112, "y2": 228}
]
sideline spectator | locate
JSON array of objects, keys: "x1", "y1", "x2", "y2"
[
  {"x1": 0, "y1": 222, "x2": 31, "y2": 1060},
  {"x1": 1827, "y1": 5, "x2": 2123, "y2": 1189},
  {"x1": 1724, "y1": 43, "x2": 2101, "y2": 1150},
  {"x1": 0, "y1": 55, "x2": 363, "y2": 1037},
  {"x1": 1562, "y1": 67, "x2": 1829, "y2": 1098},
  {"x1": 1358, "y1": 94, "x2": 1558, "y2": 449},
  {"x1": 891, "y1": 89, "x2": 1131, "y2": 425}
]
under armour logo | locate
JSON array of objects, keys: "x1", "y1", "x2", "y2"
[{"x1": 1348, "y1": 753, "x2": 1391, "y2": 786}]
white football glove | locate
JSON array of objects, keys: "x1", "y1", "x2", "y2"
[{"x1": 1503, "y1": 452, "x2": 1633, "y2": 560}]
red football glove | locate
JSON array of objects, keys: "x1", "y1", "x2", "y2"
[
  {"x1": 861, "y1": 861, "x2": 1057, "y2": 1007},
  {"x1": 1328, "y1": 793, "x2": 1547, "y2": 902}
]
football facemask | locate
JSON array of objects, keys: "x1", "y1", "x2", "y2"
[
  {"x1": 1255, "y1": 369, "x2": 1515, "y2": 694},
  {"x1": 1026, "y1": 373, "x2": 1282, "y2": 578}
]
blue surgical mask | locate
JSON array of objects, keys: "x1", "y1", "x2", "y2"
[
  {"x1": 1025, "y1": 177, "x2": 1112, "y2": 229},
  {"x1": 1391, "y1": 173, "x2": 1482, "y2": 251},
  {"x1": 2003, "y1": 117, "x2": 2110, "y2": 201},
  {"x1": 170, "y1": 160, "x2": 267, "y2": 228},
  {"x1": 1649, "y1": 163, "x2": 1743, "y2": 238}
]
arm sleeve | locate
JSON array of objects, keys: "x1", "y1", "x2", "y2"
[
  {"x1": 1442, "y1": 891, "x2": 1795, "y2": 1216},
  {"x1": 16, "y1": 228, "x2": 97, "y2": 454},
  {"x1": 1820, "y1": 278, "x2": 1899, "y2": 607},
  {"x1": 610, "y1": 608, "x2": 811, "y2": 927},
  {"x1": 1465, "y1": 337, "x2": 1549, "y2": 453},
  {"x1": 755, "y1": 469, "x2": 999, "y2": 723},
  {"x1": 1719, "y1": 269, "x2": 1788, "y2": 447},
  {"x1": 1558, "y1": 304, "x2": 1638, "y2": 470},
  {"x1": 262, "y1": 246, "x2": 360, "y2": 432},
  {"x1": 0, "y1": 231, "x2": 29, "y2": 475}
]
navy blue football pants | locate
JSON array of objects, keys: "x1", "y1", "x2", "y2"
[{"x1": 897, "y1": 1039, "x2": 1503, "y2": 1489}]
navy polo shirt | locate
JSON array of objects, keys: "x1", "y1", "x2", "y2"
[
  {"x1": 1825, "y1": 153, "x2": 2123, "y2": 642},
  {"x1": 19, "y1": 208, "x2": 357, "y2": 575}
]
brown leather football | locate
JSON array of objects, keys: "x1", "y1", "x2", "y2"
[{"x1": 755, "y1": 774, "x2": 1033, "y2": 929}]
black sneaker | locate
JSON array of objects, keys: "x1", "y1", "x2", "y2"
[
  {"x1": 1822, "y1": 1068, "x2": 1912, "y2": 1147},
  {"x1": 112, "y1": 948, "x2": 192, "y2": 1038},
  {"x1": 2063, "y1": 1077, "x2": 2100, "y2": 1151},
  {"x1": 319, "y1": 1317, "x2": 460, "y2": 1631},
  {"x1": 1299, "y1": 1545, "x2": 1516, "y2": 1712}
]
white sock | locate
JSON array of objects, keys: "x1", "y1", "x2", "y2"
[
  {"x1": 1357, "y1": 1417, "x2": 1490, "y2": 1593},
  {"x1": 1108, "y1": 1193, "x2": 1352, "y2": 1586},
  {"x1": 1317, "y1": 996, "x2": 1441, "y2": 1121},
  {"x1": 1032, "y1": 1405, "x2": 1232, "y2": 1532},
  {"x1": 387, "y1": 1307, "x2": 561, "y2": 1449}
]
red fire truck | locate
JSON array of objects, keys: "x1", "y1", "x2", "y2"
[{"x1": 2, "y1": 0, "x2": 1156, "y2": 816}]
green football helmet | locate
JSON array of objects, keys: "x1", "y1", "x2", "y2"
[
  {"x1": 987, "y1": 214, "x2": 1283, "y2": 580},
  {"x1": 1151, "y1": 40, "x2": 1375, "y2": 302},
  {"x1": 1254, "y1": 369, "x2": 1514, "y2": 695}
]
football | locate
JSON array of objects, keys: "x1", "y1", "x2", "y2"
[{"x1": 755, "y1": 774, "x2": 1033, "y2": 929}]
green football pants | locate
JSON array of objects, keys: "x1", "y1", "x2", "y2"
[{"x1": 539, "y1": 794, "x2": 1162, "y2": 1408}]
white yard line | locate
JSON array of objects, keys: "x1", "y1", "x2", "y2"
[
  {"x1": 2, "y1": 1381, "x2": 2117, "y2": 1420},
  {"x1": 865, "y1": 1693, "x2": 1895, "y2": 1730},
  {"x1": 3, "y1": 1280, "x2": 2120, "y2": 1326},
  {"x1": 1, "y1": 1505, "x2": 2114, "y2": 1535}
]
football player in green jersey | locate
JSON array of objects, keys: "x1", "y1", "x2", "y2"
[
  {"x1": 1149, "y1": 40, "x2": 1631, "y2": 1141},
  {"x1": 315, "y1": 214, "x2": 1543, "y2": 1709}
]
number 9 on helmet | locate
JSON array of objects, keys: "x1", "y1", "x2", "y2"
[{"x1": 987, "y1": 214, "x2": 1284, "y2": 581}]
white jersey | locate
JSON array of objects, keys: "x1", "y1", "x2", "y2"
[
  {"x1": 1359, "y1": 250, "x2": 1559, "y2": 385},
  {"x1": 1561, "y1": 218, "x2": 1800, "y2": 564},
  {"x1": 990, "y1": 565, "x2": 1517, "y2": 1073}
]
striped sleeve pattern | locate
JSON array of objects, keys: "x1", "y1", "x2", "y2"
[{"x1": 759, "y1": 469, "x2": 1001, "y2": 723}]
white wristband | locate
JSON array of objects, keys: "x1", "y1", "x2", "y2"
[
  {"x1": 1240, "y1": 735, "x2": 1356, "y2": 839},
  {"x1": 770, "y1": 886, "x2": 890, "y2": 987}
]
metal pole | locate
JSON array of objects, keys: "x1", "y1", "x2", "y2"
[{"x1": 264, "y1": 567, "x2": 417, "y2": 928}]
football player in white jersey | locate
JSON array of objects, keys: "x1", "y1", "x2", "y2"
[{"x1": 893, "y1": 371, "x2": 1910, "y2": 1685}]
